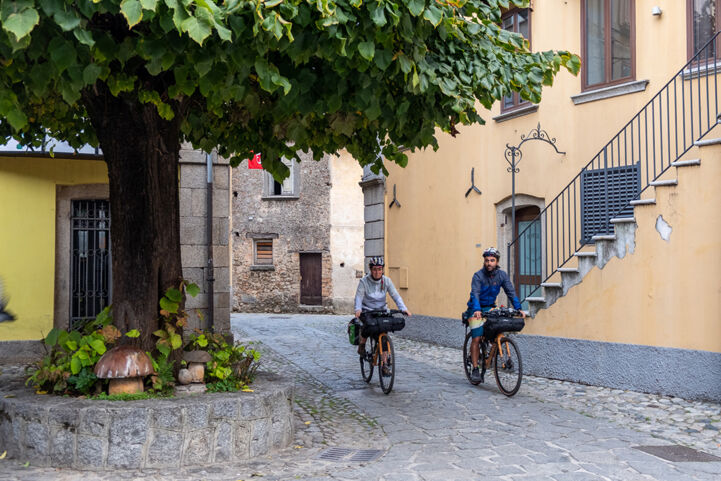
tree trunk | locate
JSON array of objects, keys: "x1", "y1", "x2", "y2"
[{"x1": 82, "y1": 84, "x2": 184, "y2": 351}]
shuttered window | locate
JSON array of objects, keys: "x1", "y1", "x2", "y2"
[
  {"x1": 254, "y1": 240, "x2": 273, "y2": 265},
  {"x1": 580, "y1": 163, "x2": 640, "y2": 243}
]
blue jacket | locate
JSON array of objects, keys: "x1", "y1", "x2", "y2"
[{"x1": 466, "y1": 267, "x2": 522, "y2": 311}]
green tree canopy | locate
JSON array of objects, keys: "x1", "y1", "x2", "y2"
[
  {"x1": 1, "y1": 0, "x2": 579, "y2": 179},
  {"x1": 0, "y1": 0, "x2": 578, "y2": 348}
]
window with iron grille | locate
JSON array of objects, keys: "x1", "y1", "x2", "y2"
[
  {"x1": 70, "y1": 199, "x2": 111, "y2": 331},
  {"x1": 580, "y1": 163, "x2": 640, "y2": 243},
  {"x1": 254, "y1": 239, "x2": 273, "y2": 265}
]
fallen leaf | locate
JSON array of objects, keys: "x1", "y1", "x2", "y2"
[
  {"x1": 241, "y1": 389, "x2": 254, "y2": 393},
  {"x1": 35, "y1": 390, "x2": 47, "y2": 395},
  {"x1": 304, "y1": 421, "x2": 311, "y2": 425},
  {"x1": 3, "y1": 394, "x2": 15, "y2": 398},
  {"x1": 23, "y1": 461, "x2": 29, "y2": 467},
  {"x1": 294, "y1": 445, "x2": 303, "y2": 449},
  {"x1": 0, "y1": 451, "x2": 7, "y2": 459}
]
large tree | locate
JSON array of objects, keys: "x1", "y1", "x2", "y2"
[{"x1": 0, "y1": 0, "x2": 578, "y2": 349}]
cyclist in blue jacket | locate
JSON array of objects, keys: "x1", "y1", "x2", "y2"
[{"x1": 465, "y1": 247, "x2": 525, "y2": 382}]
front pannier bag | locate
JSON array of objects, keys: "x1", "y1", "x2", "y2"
[{"x1": 347, "y1": 318, "x2": 361, "y2": 345}]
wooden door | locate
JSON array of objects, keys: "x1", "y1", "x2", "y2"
[
  {"x1": 514, "y1": 206, "x2": 542, "y2": 308},
  {"x1": 299, "y1": 253, "x2": 322, "y2": 305}
]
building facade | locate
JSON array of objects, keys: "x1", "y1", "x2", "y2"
[
  {"x1": 0, "y1": 142, "x2": 232, "y2": 360},
  {"x1": 232, "y1": 151, "x2": 364, "y2": 314},
  {"x1": 374, "y1": 0, "x2": 721, "y2": 401}
]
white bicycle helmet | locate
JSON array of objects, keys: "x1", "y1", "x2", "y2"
[
  {"x1": 368, "y1": 256, "x2": 385, "y2": 267},
  {"x1": 482, "y1": 247, "x2": 501, "y2": 259}
]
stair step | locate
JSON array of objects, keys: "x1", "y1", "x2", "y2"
[
  {"x1": 591, "y1": 235, "x2": 616, "y2": 241},
  {"x1": 541, "y1": 282, "x2": 562, "y2": 288},
  {"x1": 574, "y1": 252, "x2": 597, "y2": 257},
  {"x1": 649, "y1": 179, "x2": 678, "y2": 187},
  {"x1": 672, "y1": 158, "x2": 701, "y2": 167},
  {"x1": 557, "y1": 267, "x2": 579, "y2": 273},
  {"x1": 694, "y1": 138, "x2": 721, "y2": 147},
  {"x1": 525, "y1": 297, "x2": 546, "y2": 303},
  {"x1": 630, "y1": 198, "x2": 656, "y2": 206},
  {"x1": 610, "y1": 217, "x2": 636, "y2": 224}
]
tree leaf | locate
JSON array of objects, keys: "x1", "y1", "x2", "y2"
[
  {"x1": 170, "y1": 333, "x2": 182, "y2": 350},
  {"x1": 185, "y1": 282, "x2": 200, "y2": 297},
  {"x1": 358, "y1": 41, "x2": 375, "y2": 61},
  {"x1": 164, "y1": 287, "x2": 182, "y2": 302},
  {"x1": 407, "y1": 0, "x2": 425, "y2": 17},
  {"x1": 140, "y1": 0, "x2": 158, "y2": 10},
  {"x1": 83, "y1": 64, "x2": 102, "y2": 85},
  {"x1": 45, "y1": 328, "x2": 60, "y2": 347},
  {"x1": 370, "y1": 5, "x2": 386, "y2": 27},
  {"x1": 159, "y1": 297, "x2": 179, "y2": 314},
  {"x1": 53, "y1": 9, "x2": 81, "y2": 31},
  {"x1": 125, "y1": 329, "x2": 141, "y2": 338},
  {"x1": 120, "y1": 0, "x2": 143, "y2": 28},
  {"x1": 2, "y1": 6, "x2": 39, "y2": 41},
  {"x1": 73, "y1": 29, "x2": 95, "y2": 47},
  {"x1": 70, "y1": 356, "x2": 81, "y2": 375},
  {"x1": 423, "y1": 5, "x2": 443, "y2": 27},
  {"x1": 89, "y1": 339, "x2": 107, "y2": 355}
]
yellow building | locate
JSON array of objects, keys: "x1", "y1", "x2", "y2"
[
  {"x1": 379, "y1": 1, "x2": 721, "y2": 401},
  {"x1": 0, "y1": 141, "x2": 233, "y2": 360}
]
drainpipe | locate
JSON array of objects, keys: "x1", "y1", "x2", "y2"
[{"x1": 206, "y1": 151, "x2": 215, "y2": 332}]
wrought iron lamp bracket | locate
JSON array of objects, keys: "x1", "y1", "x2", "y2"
[
  {"x1": 465, "y1": 167, "x2": 482, "y2": 197},
  {"x1": 388, "y1": 184, "x2": 401, "y2": 208}
]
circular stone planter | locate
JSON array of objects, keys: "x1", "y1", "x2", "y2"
[{"x1": 0, "y1": 372, "x2": 293, "y2": 470}]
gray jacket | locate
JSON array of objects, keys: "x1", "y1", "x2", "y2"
[{"x1": 354, "y1": 275, "x2": 407, "y2": 313}]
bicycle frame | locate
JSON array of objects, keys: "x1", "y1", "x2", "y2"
[{"x1": 371, "y1": 332, "x2": 388, "y2": 366}]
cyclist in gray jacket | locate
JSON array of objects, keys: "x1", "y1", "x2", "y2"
[{"x1": 354, "y1": 257, "x2": 411, "y2": 354}]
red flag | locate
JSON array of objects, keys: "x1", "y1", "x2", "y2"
[{"x1": 248, "y1": 152, "x2": 262, "y2": 169}]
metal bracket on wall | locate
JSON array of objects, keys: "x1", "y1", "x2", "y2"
[
  {"x1": 465, "y1": 167, "x2": 482, "y2": 197},
  {"x1": 388, "y1": 184, "x2": 401, "y2": 208}
]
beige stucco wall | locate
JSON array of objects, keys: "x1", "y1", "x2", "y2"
[
  {"x1": 329, "y1": 151, "x2": 365, "y2": 312},
  {"x1": 384, "y1": 1, "x2": 720, "y2": 352},
  {"x1": 526, "y1": 142, "x2": 721, "y2": 353}
]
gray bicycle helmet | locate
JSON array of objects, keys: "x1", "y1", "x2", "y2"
[
  {"x1": 482, "y1": 247, "x2": 501, "y2": 259},
  {"x1": 368, "y1": 256, "x2": 385, "y2": 267}
]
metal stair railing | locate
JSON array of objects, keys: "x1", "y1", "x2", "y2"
[{"x1": 509, "y1": 31, "x2": 721, "y2": 302}]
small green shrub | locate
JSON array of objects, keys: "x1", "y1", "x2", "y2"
[{"x1": 187, "y1": 331, "x2": 261, "y2": 390}]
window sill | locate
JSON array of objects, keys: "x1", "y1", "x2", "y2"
[
  {"x1": 571, "y1": 79, "x2": 649, "y2": 105},
  {"x1": 250, "y1": 265, "x2": 275, "y2": 271},
  {"x1": 682, "y1": 61, "x2": 721, "y2": 80},
  {"x1": 493, "y1": 104, "x2": 539, "y2": 123},
  {"x1": 261, "y1": 195, "x2": 299, "y2": 201}
]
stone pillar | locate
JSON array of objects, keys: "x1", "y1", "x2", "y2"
[
  {"x1": 179, "y1": 147, "x2": 232, "y2": 336},
  {"x1": 359, "y1": 165, "x2": 385, "y2": 274}
]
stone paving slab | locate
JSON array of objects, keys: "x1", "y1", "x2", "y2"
[{"x1": 0, "y1": 313, "x2": 719, "y2": 480}]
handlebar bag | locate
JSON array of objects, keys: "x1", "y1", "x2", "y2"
[
  {"x1": 482, "y1": 317, "x2": 525, "y2": 340},
  {"x1": 361, "y1": 314, "x2": 405, "y2": 337}
]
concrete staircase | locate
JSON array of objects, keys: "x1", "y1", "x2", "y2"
[{"x1": 525, "y1": 139, "x2": 716, "y2": 317}]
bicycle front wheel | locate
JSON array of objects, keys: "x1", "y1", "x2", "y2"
[
  {"x1": 360, "y1": 338, "x2": 374, "y2": 383},
  {"x1": 378, "y1": 334, "x2": 395, "y2": 394},
  {"x1": 493, "y1": 336, "x2": 522, "y2": 396},
  {"x1": 462, "y1": 332, "x2": 482, "y2": 385}
]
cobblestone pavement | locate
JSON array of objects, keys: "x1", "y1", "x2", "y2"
[{"x1": 1, "y1": 313, "x2": 719, "y2": 480}]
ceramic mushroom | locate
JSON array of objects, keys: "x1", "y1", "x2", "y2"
[
  {"x1": 183, "y1": 351, "x2": 212, "y2": 383},
  {"x1": 94, "y1": 345, "x2": 154, "y2": 395}
]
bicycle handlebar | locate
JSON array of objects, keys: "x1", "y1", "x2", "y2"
[{"x1": 481, "y1": 307, "x2": 523, "y2": 318}]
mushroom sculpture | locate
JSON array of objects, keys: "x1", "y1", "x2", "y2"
[
  {"x1": 94, "y1": 345, "x2": 154, "y2": 395},
  {"x1": 182, "y1": 350, "x2": 212, "y2": 383}
]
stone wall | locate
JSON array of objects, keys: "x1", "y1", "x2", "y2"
[
  {"x1": 232, "y1": 152, "x2": 335, "y2": 312},
  {"x1": 0, "y1": 373, "x2": 293, "y2": 469},
  {"x1": 179, "y1": 147, "x2": 232, "y2": 334}
]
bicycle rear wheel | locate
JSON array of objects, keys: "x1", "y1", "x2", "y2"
[
  {"x1": 462, "y1": 332, "x2": 482, "y2": 385},
  {"x1": 360, "y1": 338, "x2": 374, "y2": 383},
  {"x1": 378, "y1": 334, "x2": 395, "y2": 394},
  {"x1": 493, "y1": 336, "x2": 522, "y2": 396}
]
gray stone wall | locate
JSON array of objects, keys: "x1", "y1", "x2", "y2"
[
  {"x1": 179, "y1": 148, "x2": 232, "y2": 335},
  {"x1": 0, "y1": 373, "x2": 293, "y2": 469},
  {"x1": 359, "y1": 165, "x2": 385, "y2": 271},
  {"x1": 232, "y1": 152, "x2": 334, "y2": 312}
]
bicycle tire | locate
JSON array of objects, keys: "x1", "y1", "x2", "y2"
[
  {"x1": 462, "y1": 332, "x2": 481, "y2": 385},
  {"x1": 360, "y1": 338, "x2": 374, "y2": 383},
  {"x1": 378, "y1": 334, "x2": 395, "y2": 394},
  {"x1": 493, "y1": 336, "x2": 522, "y2": 396}
]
